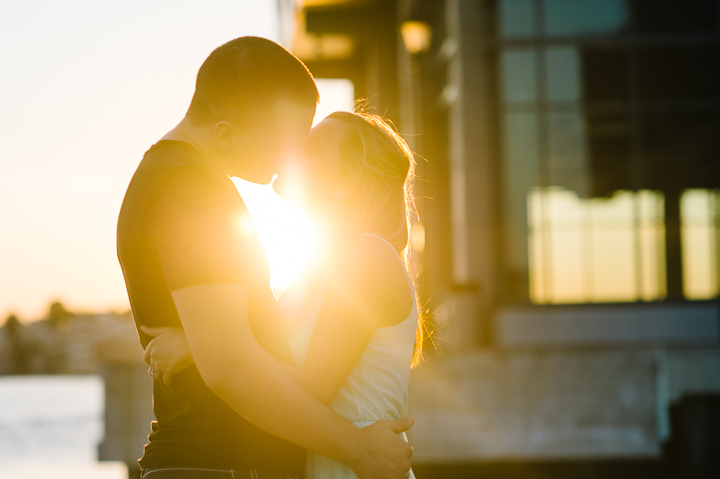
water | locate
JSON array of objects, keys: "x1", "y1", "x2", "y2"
[{"x1": 0, "y1": 375, "x2": 127, "y2": 479}]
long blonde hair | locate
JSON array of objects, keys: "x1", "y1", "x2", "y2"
[{"x1": 327, "y1": 110, "x2": 425, "y2": 367}]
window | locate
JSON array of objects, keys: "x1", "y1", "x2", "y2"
[
  {"x1": 681, "y1": 189, "x2": 720, "y2": 299},
  {"x1": 497, "y1": 0, "x2": 720, "y2": 303},
  {"x1": 529, "y1": 188, "x2": 665, "y2": 303}
]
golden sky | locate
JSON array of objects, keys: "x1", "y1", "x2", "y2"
[{"x1": 0, "y1": 1, "x2": 351, "y2": 321}]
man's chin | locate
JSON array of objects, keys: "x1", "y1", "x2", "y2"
[{"x1": 230, "y1": 169, "x2": 276, "y2": 185}]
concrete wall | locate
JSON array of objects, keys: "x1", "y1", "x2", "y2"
[{"x1": 408, "y1": 347, "x2": 720, "y2": 463}]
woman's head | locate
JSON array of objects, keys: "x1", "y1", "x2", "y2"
[
  {"x1": 296, "y1": 111, "x2": 425, "y2": 365},
  {"x1": 300, "y1": 111, "x2": 416, "y2": 259},
  {"x1": 297, "y1": 110, "x2": 425, "y2": 367}
]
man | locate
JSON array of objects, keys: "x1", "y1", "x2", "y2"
[{"x1": 117, "y1": 37, "x2": 414, "y2": 479}]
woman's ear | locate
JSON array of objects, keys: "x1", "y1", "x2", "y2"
[{"x1": 213, "y1": 120, "x2": 238, "y2": 151}]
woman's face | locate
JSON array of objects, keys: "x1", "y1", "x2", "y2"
[{"x1": 277, "y1": 117, "x2": 355, "y2": 214}]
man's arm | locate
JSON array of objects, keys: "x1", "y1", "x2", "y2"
[
  {"x1": 172, "y1": 284, "x2": 412, "y2": 476},
  {"x1": 152, "y1": 169, "x2": 413, "y2": 478}
]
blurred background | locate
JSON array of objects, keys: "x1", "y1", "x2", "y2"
[{"x1": 1, "y1": 0, "x2": 719, "y2": 478}]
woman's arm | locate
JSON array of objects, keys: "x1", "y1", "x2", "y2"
[
  {"x1": 292, "y1": 237, "x2": 411, "y2": 404},
  {"x1": 142, "y1": 326, "x2": 194, "y2": 387}
]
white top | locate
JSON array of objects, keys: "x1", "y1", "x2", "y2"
[{"x1": 279, "y1": 233, "x2": 418, "y2": 479}]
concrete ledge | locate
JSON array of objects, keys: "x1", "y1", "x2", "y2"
[
  {"x1": 497, "y1": 302, "x2": 719, "y2": 347},
  {"x1": 98, "y1": 361, "x2": 154, "y2": 467},
  {"x1": 408, "y1": 350, "x2": 660, "y2": 461},
  {"x1": 408, "y1": 348, "x2": 720, "y2": 462}
]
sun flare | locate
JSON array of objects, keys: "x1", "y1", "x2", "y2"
[{"x1": 231, "y1": 177, "x2": 319, "y2": 298}]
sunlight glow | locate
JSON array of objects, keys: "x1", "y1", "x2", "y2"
[
  {"x1": 313, "y1": 78, "x2": 355, "y2": 125},
  {"x1": 231, "y1": 177, "x2": 319, "y2": 298},
  {"x1": 227, "y1": 79, "x2": 354, "y2": 300},
  {"x1": 0, "y1": 0, "x2": 279, "y2": 319}
]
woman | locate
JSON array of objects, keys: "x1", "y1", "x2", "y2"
[{"x1": 143, "y1": 111, "x2": 423, "y2": 479}]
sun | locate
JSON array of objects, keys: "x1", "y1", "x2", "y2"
[{"x1": 231, "y1": 176, "x2": 319, "y2": 298}]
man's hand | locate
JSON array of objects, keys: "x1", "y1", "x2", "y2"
[{"x1": 350, "y1": 416, "x2": 415, "y2": 479}]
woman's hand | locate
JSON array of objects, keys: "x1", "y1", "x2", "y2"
[{"x1": 141, "y1": 326, "x2": 194, "y2": 387}]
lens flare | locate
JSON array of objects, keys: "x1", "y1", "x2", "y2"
[{"x1": 231, "y1": 176, "x2": 319, "y2": 298}]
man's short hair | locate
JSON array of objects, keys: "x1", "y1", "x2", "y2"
[{"x1": 186, "y1": 37, "x2": 319, "y2": 126}]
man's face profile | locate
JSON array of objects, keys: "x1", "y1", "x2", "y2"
[{"x1": 223, "y1": 98, "x2": 315, "y2": 182}]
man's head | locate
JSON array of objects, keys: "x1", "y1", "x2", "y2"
[{"x1": 185, "y1": 37, "x2": 318, "y2": 180}]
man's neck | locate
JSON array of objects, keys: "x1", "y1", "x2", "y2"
[
  {"x1": 161, "y1": 117, "x2": 268, "y2": 182},
  {"x1": 160, "y1": 119, "x2": 238, "y2": 179},
  {"x1": 161, "y1": 119, "x2": 213, "y2": 158}
]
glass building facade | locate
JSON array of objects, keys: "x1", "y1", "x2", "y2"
[
  {"x1": 497, "y1": 0, "x2": 720, "y2": 304},
  {"x1": 289, "y1": 2, "x2": 720, "y2": 472}
]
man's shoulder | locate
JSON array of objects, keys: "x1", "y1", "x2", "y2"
[
  {"x1": 141, "y1": 141, "x2": 222, "y2": 185},
  {"x1": 134, "y1": 141, "x2": 239, "y2": 207},
  {"x1": 118, "y1": 140, "x2": 243, "y2": 238}
]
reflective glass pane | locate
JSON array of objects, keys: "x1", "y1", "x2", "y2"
[
  {"x1": 545, "y1": 0, "x2": 629, "y2": 36},
  {"x1": 504, "y1": 111, "x2": 541, "y2": 274},
  {"x1": 587, "y1": 111, "x2": 633, "y2": 196},
  {"x1": 528, "y1": 188, "x2": 666, "y2": 304},
  {"x1": 528, "y1": 188, "x2": 548, "y2": 302},
  {"x1": 499, "y1": 0, "x2": 537, "y2": 38},
  {"x1": 638, "y1": 191, "x2": 667, "y2": 301},
  {"x1": 549, "y1": 228, "x2": 586, "y2": 302},
  {"x1": 640, "y1": 110, "x2": 720, "y2": 190},
  {"x1": 501, "y1": 48, "x2": 538, "y2": 103},
  {"x1": 582, "y1": 48, "x2": 629, "y2": 103},
  {"x1": 590, "y1": 227, "x2": 637, "y2": 302},
  {"x1": 546, "y1": 190, "x2": 586, "y2": 303},
  {"x1": 681, "y1": 189, "x2": 720, "y2": 299},
  {"x1": 633, "y1": 0, "x2": 720, "y2": 35},
  {"x1": 638, "y1": 46, "x2": 720, "y2": 101},
  {"x1": 545, "y1": 47, "x2": 581, "y2": 102},
  {"x1": 548, "y1": 111, "x2": 589, "y2": 195},
  {"x1": 589, "y1": 193, "x2": 640, "y2": 303}
]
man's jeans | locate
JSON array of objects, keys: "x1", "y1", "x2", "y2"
[{"x1": 140, "y1": 467, "x2": 299, "y2": 479}]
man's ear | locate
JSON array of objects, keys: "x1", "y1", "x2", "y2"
[{"x1": 213, "y1": 121, "x2": 237, "y2": 151}]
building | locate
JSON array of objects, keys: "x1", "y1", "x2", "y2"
[
  {"x1": 0, "y1": 308, "x2": 140, "y2": 375},
  {"x1": 282, "y1": 1, "x2": 720, "y2": 477}
]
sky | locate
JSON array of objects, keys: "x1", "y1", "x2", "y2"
[{"x1": 0, "y1": 0, "x2": 352, "y2": 321}]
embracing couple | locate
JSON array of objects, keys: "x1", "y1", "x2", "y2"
[{"x1": 117, "y1": 37, "x2": 422, "y2": 479}]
